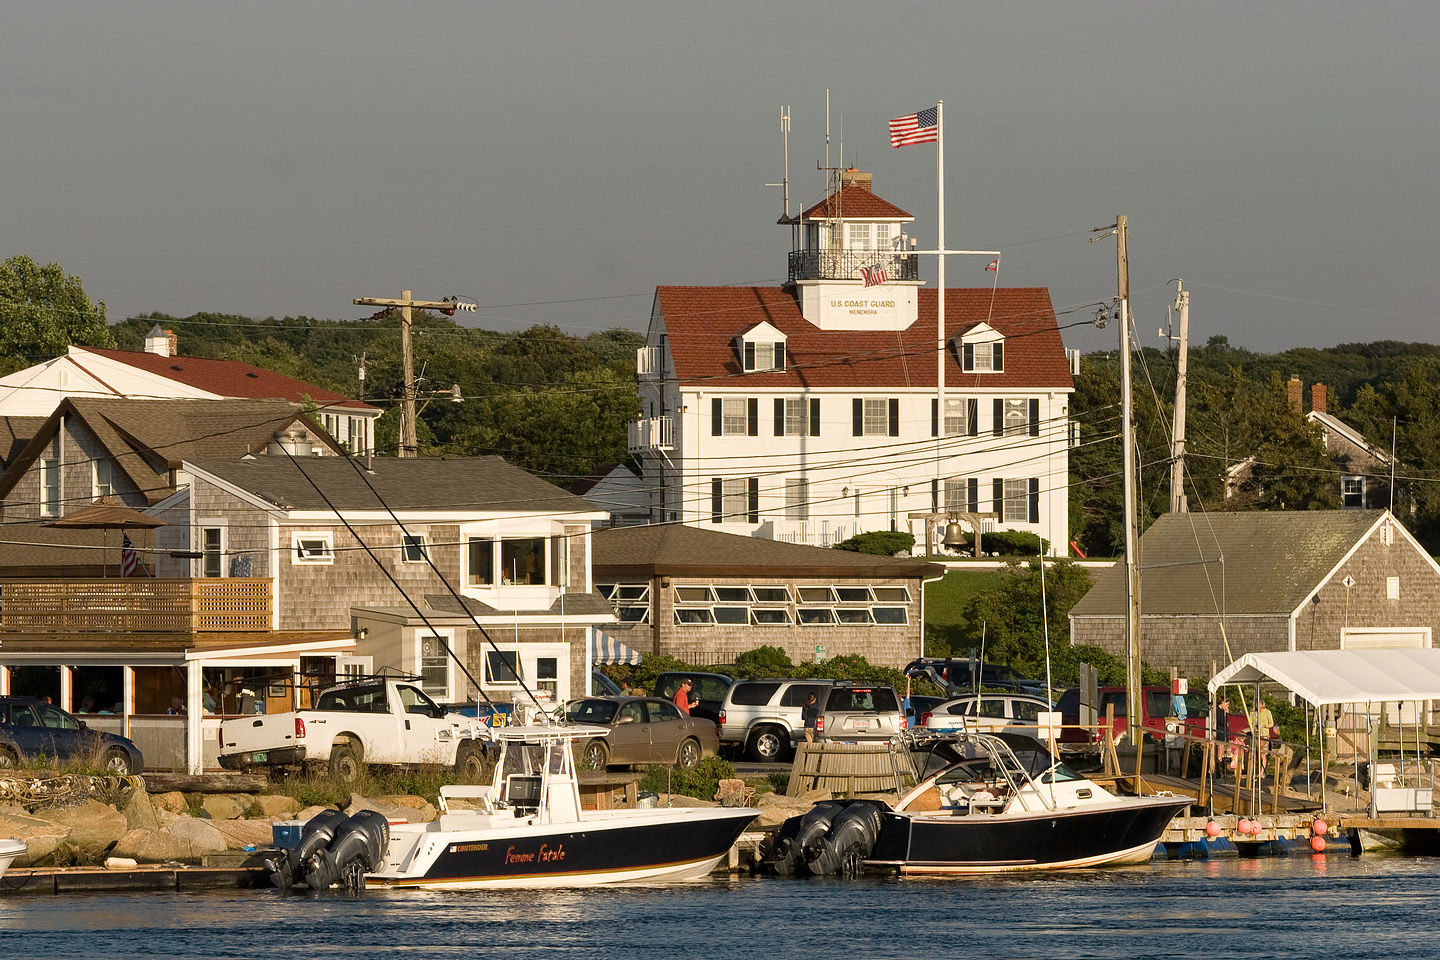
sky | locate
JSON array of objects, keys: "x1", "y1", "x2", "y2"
[{"x1": 3, "y1": 1, "x2": 1438, "y2": 356}]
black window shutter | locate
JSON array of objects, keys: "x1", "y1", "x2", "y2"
[
  {"x1": 852, "y1": 398, "x2": 863, "y2": 436},
  {"x1": 1029, "y1": 398, "x2": 1040, "y2": 437},
  {"x1": 774, "y1": 342, "x2": 785, "y2": 370},
  {"x1": 744, "y1": 341, "x2": 755, "y2": 371},
  {"x1": 711, "y1": 397, "x2": 722, "y2": 436},
  {"x1": 774, "y1": 398, "x2": 785, "y2": 436},
  {"x1": 1029, "y1": 478, "x2": 1040, "y2": 524},
  {"x1": 963, "y1": 342, "x2": 974, "y2": 371},
  {"x1": 747, "y1": 477, "x2": 759, "y2": 523},
  {"x1": 930, "y1": 479, "x2": 938, "y2": 513},
  {"x1": 993, "y1": 341, "x2": 1004, "y2": 371},
  {"x1": 993, "y1": 478, "x2": 1004, "y2": 514},
  {"x1": 888, "y1": 398, "x2": 899, "y2": 437},
  {"x1": 809, "y1": 398, "x2": 821, "y2": 436},
  {"x1": 931, "y1": 398, "x2": 938, "y2": 437},
  {"x1": 968, "y1": 478, "x2": 978, "y2": 514},
  {"x1": 967, "y1": 399, "x2": 978, "y2": 436},
  {"x1": 711, "y1": 479, "x2": 723, "y2": 522},
  {"x1": 993, "y1": 399, "x2": 1003, "y2": 437},
  {"x1": 747, "y1": 398, "x2": 758, "y2": 436}
]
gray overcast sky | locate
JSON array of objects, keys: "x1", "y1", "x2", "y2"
[{"x1": 3, "y1": 1, "x2": 1437, "y2": 355}]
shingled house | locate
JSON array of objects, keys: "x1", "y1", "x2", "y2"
[{"x1": 1068, "y1": 510, "x2": 1440, "y2": 679}]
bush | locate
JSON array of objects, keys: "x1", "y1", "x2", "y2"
[
  {"x1": 638, "y1": 755, "x2": 735, "y2": 801},
  {"x1": 833, "y1": 531, "x2": 915, "y2": 556},
  {"x1": 733, "y1": 645, "x2": 794, "y2": 678}
]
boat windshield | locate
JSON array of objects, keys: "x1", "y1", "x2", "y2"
[
  {"x1": 1039, "y1": 763, "x2": 1085, "y2": 784},
  {"x1": 564, "y1": 699, "x2": 618, "y2": 725}
]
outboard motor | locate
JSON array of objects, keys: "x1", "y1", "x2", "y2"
[
  {"x1": 266, "y1": 807, "x2": 349, "y2": 891},
  {"x1": 808, "y1": 802, "x2": 883, "y2": 877},
  {"x1": 307, "y1": 809, "x2": 390, "y2": 893},
  {"x1": 767, "y1": 801, "x2": 842, "y2": 875}
]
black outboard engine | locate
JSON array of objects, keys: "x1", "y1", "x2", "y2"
[
  {"x1": 808, "y1": 801, "x2": 883, "y2": 877},
  {"x1": 266, "y1": 807, "x2": 349, "y2": 891},
  {"x1": 307, "y1": 809, "x2": 390, "y2": 893},
  {"x1": 766, "y1": 801, "x2": 842, "y2": 875}
]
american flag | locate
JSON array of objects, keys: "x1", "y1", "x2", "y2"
[
  {"x1": 121, "y1": 533, "x2": 138, "y2": 577},
  {"x1": 889, "y1": 107, "x2": 938, "y2": 147},
  {"x1": 860, "y1": 264, "x2": 888, "y2": 287}
]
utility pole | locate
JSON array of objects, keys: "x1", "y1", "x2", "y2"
[
  {"x1": 351, "y1": 290, "x2": 475, "y2": 457},
  {"x1": 1169, "y1": 281, "x2": 1190, "y2": 513}
]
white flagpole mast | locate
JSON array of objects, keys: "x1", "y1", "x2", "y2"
[{"x1": 935, "y1": 100, "x2": 946, "y2": 499}]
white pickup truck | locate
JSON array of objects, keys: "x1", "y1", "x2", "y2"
[{"x1": 216, "y1": 678, "x2": 493, "y2": 782}]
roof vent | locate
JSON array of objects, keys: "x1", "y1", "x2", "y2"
[{"x1": 246, "y1": 372, "x2": 259, "y2": 378}]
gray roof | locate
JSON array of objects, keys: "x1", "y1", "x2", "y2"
[
  {"x1": 187, "y1": 455, "x2": 602, "y2": 515},
  {"x1": 593, "y1": 524, "x2": 943, "y2": 580},
  {"x1": 1070, "y1": 510, "x2": 1387, "y2": 619}
]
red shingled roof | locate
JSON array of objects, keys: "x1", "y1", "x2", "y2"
[
  {"x1": 655, "y1": 286, "x2": 1073, "y2": 390},
  {"x1": 81, "y1": 347, "x2": 378, "y2": 412},
  {"x1": 798, "y1": 184, "x2": 913, "y2": 221}
]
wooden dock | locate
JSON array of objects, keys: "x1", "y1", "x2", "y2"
[{"x1": 0, "y1": 862, "x2": 268, "y2": 895}]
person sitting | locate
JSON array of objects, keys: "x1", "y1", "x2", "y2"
[{"x1": 167, "y1": 696, "x2": 185, "y2": 716}]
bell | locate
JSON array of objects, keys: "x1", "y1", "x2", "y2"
[{"x1": 941, "y1": 521, "x2": 966, "y2": 546}]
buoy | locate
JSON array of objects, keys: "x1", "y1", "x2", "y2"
[
  {"x1": 1205, "y1": 820, "x2": 1222, "y2": 838},
  {"x1": 1250, "y1": 819, "x2": 1264, "y2": 836},
  {"x1": 1312, "y1": 819, "x2": 1328, "y2": 836},
  {"x1": 1310, "y1": 835, "x2": 1326, "y2": 853},
  {"x1": 1237, "y1": 818, "x2": 1252, "y2": 835}
]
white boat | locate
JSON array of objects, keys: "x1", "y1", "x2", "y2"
[
  {"x1": 769, "y1": 733, "x2": 1189, "y2": 876},
  {"x1": 268, "y1": 724, "x2": 759, "y2": 891},
  {"x1": 0, "y1": 838, "x2": 25, "y2": 878}
]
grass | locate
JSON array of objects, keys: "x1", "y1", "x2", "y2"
[{"x1": 924, "y1": 569, "x2": 1000, "y2": 644}]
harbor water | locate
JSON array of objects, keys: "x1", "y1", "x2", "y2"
[{"x1": 3, "y1": 854, "x2": 1437, "y2": 959}]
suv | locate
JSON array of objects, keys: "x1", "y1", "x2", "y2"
[
  {"x1": 717, "y1": 678, "x2": 836, "y2": 762},
  {"x1": 815, "y1": 683, "x2": 907, "y2": 744},
  {"x1": 0, "y1": 697, "x2": 144, "y2": 775},
  {"x1": 903, "y1": 658, "x2": 1047, "y2": 698},
  {"x1": 652, "y1": 671, "x2": 733, "y2": 728}
]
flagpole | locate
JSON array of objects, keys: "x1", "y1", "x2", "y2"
[{"x1": 935, "y1": 100, "x2": 946, "y2": 506}]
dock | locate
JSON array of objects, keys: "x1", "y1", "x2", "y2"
[{"x1": 1, "y1": 860, "x2": 268, "y2": 895}]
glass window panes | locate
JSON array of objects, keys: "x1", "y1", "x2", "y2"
[
  {"x1": 714, "y1": 586, "x2": 751, "y2": 603},
  {"x1": 618, "y1": 606, "x2": 649, "y2": 623},
  {"x1": 862, "y1": 398, "x2": 888, "y2": 435},
  {"x1": 674, "y1": 586, "x2": 713, "y2": 602},
  {"x1": 1014, "y1": 700, "x2": 1041, "y2": 721},
  {"x1": 294, "y1": 537, "x2": 331, "y2": 563},
  {"x1": 944, "y1": 479, "x2": 971, "y2": 513},
  {"x1": 486, "y1": 650, "x2": 521, "y2": 684},
  {"x1": 675, "y1": 608, "x2": 714, "y2": 624},
  {"x1": 785, "y1": 478, "x2": 809, "y2": 521},
  {"x1": 1003, "y1": 399, "x2": 1030, "y2": 436},
  {"x1": 849, "y1": 223, "x2": 870, "y2": 249},
  {"x1": 798, "y1": 608, "x2": 836, "y2": 624},
  {"x1": 943, "y1": 398, "x2": 969, "y2": 436},
  {"x1": 872, "y1": 586, "x2": 910, "y2": 602},
  {"x1": 41, "y1": 458, "x2": 60, "y2": 516},
  {"x1": 714, "y1": 607, "x2": 748, "y2": 624},
  {"x1": 751, "y1": 608, "x2": 791, "y2": 626},
  {"x1": 797, "y1": 587, "x2": 835, "y2": 603},
  {"x1": 615, "y1": 585, "x2": 648, "y2": 601},
  {"x1": 836, "y1": 609, "x2": 872, "y2": 624},
  {"x1": 419, "y1": 635, "x2": 448, "y2": 695},
  {"x1": 402, "y1": 535, "x2": 427, "y2": 563},
  {"x1": 873, "y1": 607, "x2": 908, "y2": 624},
  {"x1": 94, "y1": 459, "x2": 113, "y2": 497},
  {"x1": 720, "y1": 478, "x2": 748, "y2": 519},
  {"x1": 1002, "y1": 479, "x2": 1029, "y2": 523},
  {"x1": 784, "y1": 398, "x2": 809, "y2": 435},
  {"x1": 751, "y1": 341, "x2": 775, "y2": 371},
  {"x1": 500, "y1": 538, "x2": 545, "y2": 585},
  {"x1": 202, "y1": 527, "x2": 223, "y2": 578},
  {"x1": 836, "y1": 587, "x2": 870, "y2": 603},
  {"x1": 467, "y1": 537, "x2": 494, "y2": 585},
  {"x1": 721, "y1": 398, "x2": 748, "y2": 435},
  {"x1": 752, "y1": 587, "x2": 791, "y2": 603}
]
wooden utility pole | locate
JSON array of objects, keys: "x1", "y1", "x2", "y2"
[
  {"x1": 351, "y1": 290, "x2": 475, "y2": 457},
  {"x1": 1169, "y1": 282, "x2": 1190, "y2": 513},
  {"x1": 1114, "y1": 215, "x2": 1143, "y2": 749}
]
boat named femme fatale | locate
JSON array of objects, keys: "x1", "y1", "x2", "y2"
[
  {"x1": 0, "y1": 837, "x2": 25, "y2": 878},
  {"x1": 268, "y1": 724, "x2": 759, "y2": 891},
  {"x1": 769, "y1": 733, "x2": 1190, "y2": 876}
]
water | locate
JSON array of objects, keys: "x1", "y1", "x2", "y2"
[{"x1": 3, "y1": 855, "x2": 1437, "y2": 960}]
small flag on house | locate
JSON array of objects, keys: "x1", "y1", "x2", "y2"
[
  {"x1": 889, "y1": 106, "x2": 939, "y2": 147},
  {"x1": 860, "y1": 263, "x2": 888, "y2": 287},
  {"x1": 986, "y1": 258, "x2": 1000, "y2": 272},
  {"x1": 121, "y1": 533, "x2": 139, "y2": 577}
]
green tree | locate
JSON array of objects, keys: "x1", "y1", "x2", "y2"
[
  {"x1": 0, "y1": 255, "x2": 112, "y2": 375},
  {"x1": 962, "y1": 559, "x2": 1093, "y2": 678}
]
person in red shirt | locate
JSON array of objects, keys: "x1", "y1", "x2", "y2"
[{"x1": 672, "y1": 678, "x2": 697, "y2": 715}]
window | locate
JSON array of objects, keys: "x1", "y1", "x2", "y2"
[
  {"x1": 466, "y1": 537, "x2": 548, "y2": 586},
  {"x1": 945, "y1": 478, "x2": 977, "y2": 514},
  {"x1": 348, "y1": 417, "x2": 365, "y2": 453},
  {"x1": 418, "y1": 633, "x2": 452, "y2": 698},
  {"x1": 751, "y1": 608, "x2": 791, "y2": 626},
  {"x1": 723, "y1": 398, "x2": 748, "y2": 435},
  {"x1": 777, "y1": 397, "x2": 819, "y2": 437},
  {"x1": 1387, "y1": 576, "x2": 1400, "y2": 601},
  {"x1": 962, "y1": 341, "x2": 1004, "y2": 372},
  {"x1": 40, "y1": 457, "x2": 60, "y2": 517},
  {"x1": 999, "y1": 398, "x2": 1038, "y2": 437},
  {"x1": 1001, "y1": 479, "x2": 1031, "y2": 524},
  {"x1": 786, "y1": 478, "x2": 810, "y2": 521},
  {"x1": 744, "y1": 340, "x2": 785, "y2": 372},
  {"x1": 486, "y1": 650, "x2": 522, "y2": 685},
  {"x1": 710, "y1": 477, "x2": 759, "y2": 523},
  {"x1": 401, "y1": 534, "x2": 428, "y2": 563},
  {"x1": 93, "y1": 459, "x2": 113, "y2": 498},
  {"x1": 862, "y1": 398, "x2": 889, "y2": 436},
  {"x1": 293, "y1": 532, "x2": 334, "y2": 564},
  {"x1": 874, "y1": 223, "x2": 892, "y2": 251},
  {"x1": 466, "y1": 537, "x2": 494, "y2": 585},
  {"x1": 848, "y1": 222, "x2": 870, "y2": 250},
  {"x1": 536, "y1": 657, "x2": 559, "y2": 701},
  {"x1": 1342, "y1": 475, "x2": 1365, "y2": 508},
  {"x1": 941, "y1": 398, "x2": 977, "y2": 437},
  {"x1": 201, "y1": 526, "x2": 224, "y2": 578},
  {"x1": 712, "y1": 397, "x2": 758, "y2": 436}
]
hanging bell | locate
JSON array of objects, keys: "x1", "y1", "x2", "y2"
[{"x1": 941, "y1": 521, "x2": 967, "y2": 546}]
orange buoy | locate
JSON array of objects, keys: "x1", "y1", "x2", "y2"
[
  {"x1": 1310, "y1": 835, "x2": 1326, "y2": 852},
  {"x1": 1237, "y1": 818, "x2": 1252, "y2": 835},
  {"x1": 1312, "y1": 819, "x2": 1328, "y2": 836},
  {"x1": 1205, "y1": 820, "x2": 1222, "y2": 838}
]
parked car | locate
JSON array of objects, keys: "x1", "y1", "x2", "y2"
[
  {"x1": 921, "y1": 693, "x2": 1052, "y2": 736},
  {"x1": 652, "y1": 671, "x2": 734, "y2": 728},
  {"x1": 903, "y1": 657, "x2": 1047, "y2": 697},
  {"x1": 592, "y1": 671, "x2": 623, "y2": 697},
  {"x1": 0, "y1": 697, "x2": 144, "y2": 775},
  {"x1": 905, "y1": 695, "x2": 948, "y2": 727},
  {"x1": 1055, "y1": 685, "x2": 1248, "y2": 748},
  {"x1": 717, "y1": 678, "x2": 837, "y2": 762},
  {"x1": 561, "y1": 696, "x2": 718, "y2": 770},
  {"x1": 815, "y1": 683, "x2": 907, "y2": 744}
]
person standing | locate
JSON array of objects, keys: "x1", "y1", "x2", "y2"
[
  {"x1": 801, "y1": 693, "x2": 820, "y2": 743},
  {"x1": 672, "y1": 678, "x2": 697, "y2": 715}
]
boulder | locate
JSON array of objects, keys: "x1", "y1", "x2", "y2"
[
  {"x1": 753, "y1": 791, "x2": 825, "y2": 828},
  {"x1": 153, "y1": 791, "x2": 189, "y2": 814},
  {"x1": 345, "y1": 793, "x2": 435, "y2": 823},
  {"x1": 252, "y1": 794, "x2": 300, "y2": 818},
  {"x1": 47, "y1": 799, "x2": 128, "y2": 854},
  {"x1": 0, "y1": 811, "x2": 70, "y2": 867},
  {"x1": 199, "y1": 794, "x2": 250, "y2": 821},
  {"x1": 296, "y1": 804, "x2": 334, "y2": 823},
  {"x1": 210, "y1": 818, "x2": 276, "y2": 851},
  {"x1": 112, "y1": 828, "x2": 198, "y2": 863},
  {"x1": 157, "y1": 811, "x2": 227, "y2": 857},
  {"x1": 121, "y1": 788, "x2": 161, "y2": 832}
]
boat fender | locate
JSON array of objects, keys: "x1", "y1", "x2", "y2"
[
  {"x1": 308, "y1": 809, "x2": 391, "y2": 891},
  {"x1": 808, "y1": 802, "x2": 883, "y2": 877},
  {"x1": 269, "y1": 807, "x2": 350, "y2": 890}
]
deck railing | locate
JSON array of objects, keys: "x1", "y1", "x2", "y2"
[{"x1": 0, "y1": 578, "x2": 272, "y2": 633}]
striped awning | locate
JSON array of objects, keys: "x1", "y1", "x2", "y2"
[{"x1": 591, "y1": 632, "x2": 643, "y2": 665}]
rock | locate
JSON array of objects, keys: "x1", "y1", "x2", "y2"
[
  {"x1": 121, "y1": 788, "x2": 161, "y2": 832},
  {"x1": 0, "y1": 811, "x2": 70, "y2": 866},
  {"x1": 252, "y1": 794, "x2": 299, "y2": 818},
  {"x1": 47, "y1": 799, "x2": 128, "y2": 854},
  {"x1": 200, "y1": 794, "x2": 250, "y2": 821},
  {"x1": 153, "y1": 791, "x2": 189, "y2": 814},
  {"x1": 753, "y1": 792, "x2": 825, "y2": 828},
  {"x1": 210, "y1": 818, "x2": 276, "y2": 851},
  {"x1": 296, "y1": 804, "x2": 334, "y2": 823},
  {"x1": 657, "y1": 794, "x2": 718, "y2": 808},
  {"x1": 345, "y1": 793, "x2": 435, "y2": 823},
  {"x1": 112, "y1": 828, "x2": 197, "y2": 863},
  {"x1": 157, "y1": 812, "x2": 227, "y2": 857}
]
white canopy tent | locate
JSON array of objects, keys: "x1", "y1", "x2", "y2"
[{"x1": 1209, "y1": 649, "x2": 1440, "y2": 816}]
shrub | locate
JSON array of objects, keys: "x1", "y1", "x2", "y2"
[
  {"x1": 638, "y1": 755, "x2": 734, "y2": 800},
  {"x1": 833, "y1": 531, "x2": 915, "y2": 556}
]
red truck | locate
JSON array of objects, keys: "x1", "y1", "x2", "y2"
[{"x1": 1056, "y1": 685, "x2": 1249, "y2": 749}]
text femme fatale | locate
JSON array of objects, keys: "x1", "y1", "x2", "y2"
[{"x1": 504, "y1": 843, "x2": 566, "y2": 865}]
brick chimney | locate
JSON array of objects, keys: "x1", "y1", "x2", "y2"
[
  {"x1": 841, "y1": 168, "x2": 873, "y2": 192},
  {"x1": 1312, "y1": 382, "x2": 1328, "y2": 415},
  {"x1": 1287, "y1": 375, "x2": 1302, "y2": 414}
]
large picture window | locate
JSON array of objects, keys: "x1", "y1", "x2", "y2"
[{"x1": 467, "y1": 536, "x2": 548, "y2": 586}]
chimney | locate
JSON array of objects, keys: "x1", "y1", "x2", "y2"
[
  {"x1": 166, "y1": 329, "x2": 178, "y2": 356},
  {"x1": 1312, "y1": 383, "x2": 1328, "y2": 415},
  {"x1": 1287, "y1": 375, "x2": 1302, "y2": 414},
  {"x1": 841, "y1": 168, "x2": 873, "y2": 192}
]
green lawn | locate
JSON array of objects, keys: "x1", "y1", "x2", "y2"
[{"x1": 923, "y1": 568, "x2": 1001, "y2": 655}]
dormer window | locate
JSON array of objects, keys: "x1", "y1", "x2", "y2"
[
  {"x1": 744, "y1": 340, "x2": 785, "y2": 372},
  {"x1": 963, "y1": 341, "x2": 1004, "y2": 372}
]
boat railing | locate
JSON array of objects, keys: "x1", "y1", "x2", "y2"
[{"x1": 438, "y1": 784, "x2": 497, "y2": 814}]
